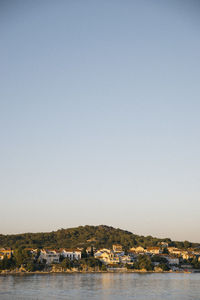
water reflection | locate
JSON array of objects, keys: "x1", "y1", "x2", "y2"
[{"x1": 0, "y1": 273, "x2": 199, "y2": 300}]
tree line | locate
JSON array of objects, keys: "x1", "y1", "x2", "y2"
[{"x1": 0, "y1": 225, "x2": 199, "y2": 250}]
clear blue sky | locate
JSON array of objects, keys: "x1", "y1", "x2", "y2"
[{"x1": 0, "y1": 0, "x2": 200, "y2": 242}]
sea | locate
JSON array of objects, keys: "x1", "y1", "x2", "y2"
[{"x1": 0, "y1": 273, "x2": 199, "y2": 300}]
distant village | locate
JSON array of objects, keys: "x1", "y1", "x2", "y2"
[{"x1": 1, "y1": 242, "x2": 200, "y2": 273}]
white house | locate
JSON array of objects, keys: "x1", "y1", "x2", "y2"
[
  {"x1": 120, "y1": 255, "x2": 132, "y2": 264},
  {"x1": 94, "y1": 249, "x2": 120, "y2": 265},
  {"x1": 112, "y1": 244, "x2": 124, "y2": 255},
  {"x1": 94, "y1": 249, "x2": 111, "y2": 257},
  {"x1": 165, "y1": 256, "x2": 179, "y2": 265},
  {"x1": 61, "y1": 249, "x2": 82, "y2": 260},
  {"x1": 39, "y1": 249, "x2": 60, "y2": 264}
]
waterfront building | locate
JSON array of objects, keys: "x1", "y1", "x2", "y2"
[
  {"x1": 120, "y1": 255, "x2": 132, "y2": 264},
  {"x1": 39, "y1": 249, "x2": 60, "y2": 264},
  {"x1": 165, "y1": 256, "x2": 179, "y2": 265},
  {"x1": 94, "y1": 249, "x2": 120, "y2": 265},
  {"x1": 61, "y1": 249, "x2": 82, "y2": 260}
]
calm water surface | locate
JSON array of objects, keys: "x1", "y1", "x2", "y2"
[{"x1": 0, "y1": 273, "x2": 199, "y2": 300}]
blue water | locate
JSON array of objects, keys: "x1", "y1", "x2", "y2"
[{"x1": 0, "y1": 273, "x2": 200, "y2": 300}]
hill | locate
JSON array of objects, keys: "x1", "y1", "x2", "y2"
[{"x1": 0, "y1": 225, "x2": 199, "y2": 250}]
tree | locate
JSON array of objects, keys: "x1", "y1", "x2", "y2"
[
  {"x1": 26, "y1": 261, "x2": 36, "y2": 272},
  {"x1": 158, "y1": 263, "x2": 170, "y2": 271},
  {"x1": 61, "y1": 258, "x2": 73, "y2": 269},
  {"x1": 90, "y1": 246, "x2": 94, "y2": 257},
  {"x1": 0, "y1": 225, "x2": 199, "y2": 251},
  {"x1": 0, "y1": 255, "x2": 15, "y2": 270},
  {"x1": 13, "y1": 249, "x2": 35, "y2": 269},
  {"x1": 191, "y1": 257, "x2": 200, "y2": 269},
  {"x1": 151, "y1": 255, "x2": 168, "y2": 264},
  {"x1": 101, "y1": 264, "x2": 107, "y2": 271},
  {"x1": 135, "y1": 255, "x2": 153, "y2": 271},
  {"x1": 162, "y1": 248, "x2": 169, "y2": 254},
  {"x1": 81, "y1": 248, "x2": 88, "y2": 258}
]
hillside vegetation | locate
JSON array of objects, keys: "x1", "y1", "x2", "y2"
[{"x1": 0, "y1": 225, "x2": 199, "y2": 250}]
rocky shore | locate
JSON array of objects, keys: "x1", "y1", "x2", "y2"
[{"x1": 1, "y1": 268, "x2": 198, "y2": 275}]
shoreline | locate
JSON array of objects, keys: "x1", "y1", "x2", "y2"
[{"x1": 0, "y1": 270, "x2": 198, "y2": 275}]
